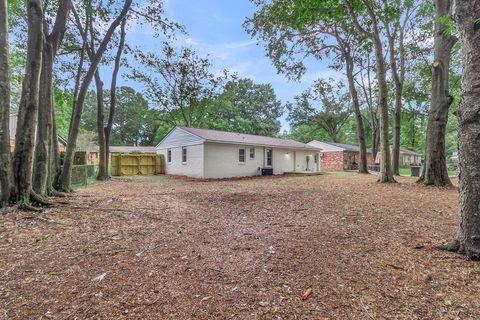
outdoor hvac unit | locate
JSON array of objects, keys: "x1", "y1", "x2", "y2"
[{"x1": 261, "y1": 168, "x2": 273, "y2": 176}]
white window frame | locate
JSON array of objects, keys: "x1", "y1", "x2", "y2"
[
  {"x1": 182, "y1": 146, "x2": 187, "y2": 164},
  {"x1": 249, "y1": 147, "x2": 255, "y2": 160},
  {"x1": 239, "y1": 148, "x2": 246, "y2": 164},
  {"x1": 167, "y1": 148, "x2": 172, "y2": 163},
  {"x1": 266, "y1": 148, "x2": 273, "y2": 166}
]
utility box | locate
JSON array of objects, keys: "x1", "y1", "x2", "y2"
[
  {"x1": 261, "y1": 168, "x2": 273, "y2": 176},
  {"x1": 410, "y1": 166, "x2": 421, "y2": 177}
]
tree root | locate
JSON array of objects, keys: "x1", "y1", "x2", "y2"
[
  {"x1": 30, "y1": 191, "x2": 54, "y2": 206},
  {"x1": 49, "y1": 188, "x2": 68, "y2": 198},
  {"x1": 19, "y1": 201, "x2": 43, "y2": 212}
]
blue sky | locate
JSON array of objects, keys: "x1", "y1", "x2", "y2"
[{"x1": 118, "y1": 0, "x2": 337, "y2": 132}]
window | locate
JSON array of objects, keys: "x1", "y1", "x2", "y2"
[
  {"x1": 182, "y1": 147, "x2": 187, "y2": 163},
  {"x1": 167, "y1": 149, "x2": 172, "y2": 163},
  {"x1": 249, "y1": 147, "x2": 255, "y2": 159},
  {"x1": 239, "y1": 148, "x2": 246, "y2": 163},
  {"x1": 266, "y1": 149, "x2": 272, "y2": 166}
]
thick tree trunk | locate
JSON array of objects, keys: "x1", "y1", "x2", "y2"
[
  {"x1": 58, "y1": 0, "x2": 132, "y2": 191},
  {"x1": 373, "y1": 33, "x2": 395, "y2": 183},
  {"x1": 12, "y1": 0, "x2": 43, "y2": 204},
  {"x1": 0, "y1": 0, "x2": 12, "y2": 207},
  {"x1": 105, "y1": 18, "x2": 127, "y2": 176},
  {"x1": 453, "y1": 0, "x2": 480, "y2": 259},
  {"x1": 33, "y1": 44, "x2": 53, "y2": 196},
  {"x1": 345, "y1": 53, "x2": 368, "y2": 173},
  {"x1": 418, "y1": 0, "x2": 456, "y2": 187},
  {"x1": 392, "y1": 80, "x2": 402, "y2": 175},
  {"x1": 386, "y1": 14, "x2": 406, "y2": 176},
  {"x1": 33, "y1": 0, "x2": 70, "y2": 196},
  {"x1": 94, "y1": 71, "x2": 108, "y2": 181},
  {"x1": 371, "y1": 127, "x2": 378, "y2": 161}
]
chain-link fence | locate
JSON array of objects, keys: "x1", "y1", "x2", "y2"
[{"x1": 71, "y1": 164, "x2": 99, "y2": 189}]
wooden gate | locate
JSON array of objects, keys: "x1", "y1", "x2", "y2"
[{"x1": 111, "y1": 153, "x2": 165, "y2": 176}]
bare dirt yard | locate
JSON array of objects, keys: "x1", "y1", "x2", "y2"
[{"x1": 1, "y1": 173, "x2": 479, "y2": 319}]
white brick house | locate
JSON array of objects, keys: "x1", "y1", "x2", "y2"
[{"x1": 156, "y1": 126, "x2": 320, "y2": 179}]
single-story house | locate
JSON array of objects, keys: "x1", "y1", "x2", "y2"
[
  {"x1": 307, "y1": 141, "x2": 374, "y2": 171},
  {"x1": 375, "y1": 146, "x2": 422, "y2": 166},
  {"x1": 9, "y1": 115, "x2": 66, "y2": 152},
  {"x1": 156, "y1": 126, "x2": 320, "y2": 179}
]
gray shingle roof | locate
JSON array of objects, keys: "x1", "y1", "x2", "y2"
[
  {"x1": 320, "y1": 141, "x2": 372, "y2": 153},
  {"x1": 179, "y1": 126, "x2": 318, "y2": 150}
]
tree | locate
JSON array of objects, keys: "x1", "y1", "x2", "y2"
[
  {"x1": 0, "y1": 0, "x2": 11, "y2": 207},
  {"x1": 33, "y1": 0, "x2": 71, "y2": 196},
  {"x1": 453, "y1": 0, "x2": 480, "y2": 259},
  {"x1": 244, "y1": 0, "x2": 370, "y2": 173},
  {"x1": 81, "y1": 87, "x2": 158, "y2": 146},
  {"x1": 287, "y1": 78, "x2": 350, "y2": 143},
  {"x1": 105, "y1": 18, "x2": 127, "y2": 177},
  {"x1": 342, "y1": 0, "x2": 395, "y2": 182},
  {"x1": 130, "y1": 44, "x2": 229, "y2": 128},
  {"x1": 418, "y1": 0, "x2": 457, "y2": 186},
  {"x1": 383, "y1": 0, "x2": 417, "y2": 175},
  {"x1": 11, "y1": 0, "x2": 44, "y2": 208},
  {"x1": 204, "y1": 78, "x2": 283, "y2": 136},
  {"x1": 58, "y1": 0, "x2": 132, "y2": 191},
  {"x1": 357, "y1": 53, "x2": 380, "y2": 159}
]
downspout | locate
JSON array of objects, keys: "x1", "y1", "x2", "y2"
[{"x1": 263, "y1": 146, "x2": 265, "y2": 167}]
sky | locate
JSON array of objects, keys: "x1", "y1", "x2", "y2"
[{"x1": 117, "y1": 0, "x2": 337, "y2": 132}]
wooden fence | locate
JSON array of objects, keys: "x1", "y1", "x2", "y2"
[{"x1": 111, "y1": 153, "x2": 165, "y2": 176}]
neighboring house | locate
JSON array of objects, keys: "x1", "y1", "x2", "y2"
[
  {"x1": 307, "y1": 141, "x2": 374, "y2": 171},
  {"x1": 375, "y1": 146, "x2": 422, "y2": 167},
  {"x1": 9, "y1": 115, "x2": 66, "y2": 152},
  {"x1": 156, "y1": 126, "x2": 320, "y2": 179}
]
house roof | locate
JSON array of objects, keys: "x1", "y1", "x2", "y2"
[
  {"x1": 108, "y1": 146, "x2": 157, "y2": 153},
  {"x1": 177, "y1": 126, "x2": 319, "y2": 150},
  {"x1": 398, "y1": 147, "x2": 420, "y2": 156},
  {"x1": 308, "y1": 140, "x2": 372, "y2": 153}
]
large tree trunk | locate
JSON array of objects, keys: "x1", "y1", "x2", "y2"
[
  {"x1": 386, "y1": 9, "x2": 407, "y2": 176},
  {"x1": 345, "y1": 53, "x2": 368, "y2": 173},
  {"x1": 94, "y1": 71, "x2": 108, "y2": 181},
  {"x1": 373, "y1": 33, "x2": 395, "y2": 183},
  {"x1": 105, "y1": 18, "x2": 127, "y2": 176},
  {"x1": 0, "y1": 0, "x2": 12, "y2": 207},
  {"x1": 58, "y1": 0, "x2": 132, "y2": 191},
  {"x1": 418, "y1": 0, "x2": 456, "y2": 187},
  {"x1": 12, "y1": 0, "x2": 43, "y2": 204},
  {"x1": 453, "y1": 0, "x2": 480, "y2": 259},
  {"x1": 33, "y1": 43, "x2": 53, "y2": 196},
  {"x1": 389, "y1": 43, "x2": 403, "y2": 176},
  {"x1": 33, "y1": 0, "x2": 70, "y2": 196}
]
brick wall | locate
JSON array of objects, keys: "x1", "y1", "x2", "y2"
[
  {"x1": 320, "y1": 151, "x2": 375, "y2": 171},
  {"x1": 320, "y1": 151, "x2": 344, "y2": 171}
]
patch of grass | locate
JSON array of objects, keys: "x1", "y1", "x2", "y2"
[
  {"x1": 274, "y1": 278, "x2": 286, "y2": 287},
  {"x1": 399, "y1": 167, "x2": 412, "y2": 176},
  {"x1": 439, "y1": 238, "x2": 460, "y2": 252}
]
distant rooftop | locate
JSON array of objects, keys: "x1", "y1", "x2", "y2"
[
  {"x1": 308, "y1": 141, "x2": 372, "y2": 153},
  {"x1": 178, "y1": 126, "x2": 319, "y2": 150}
]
